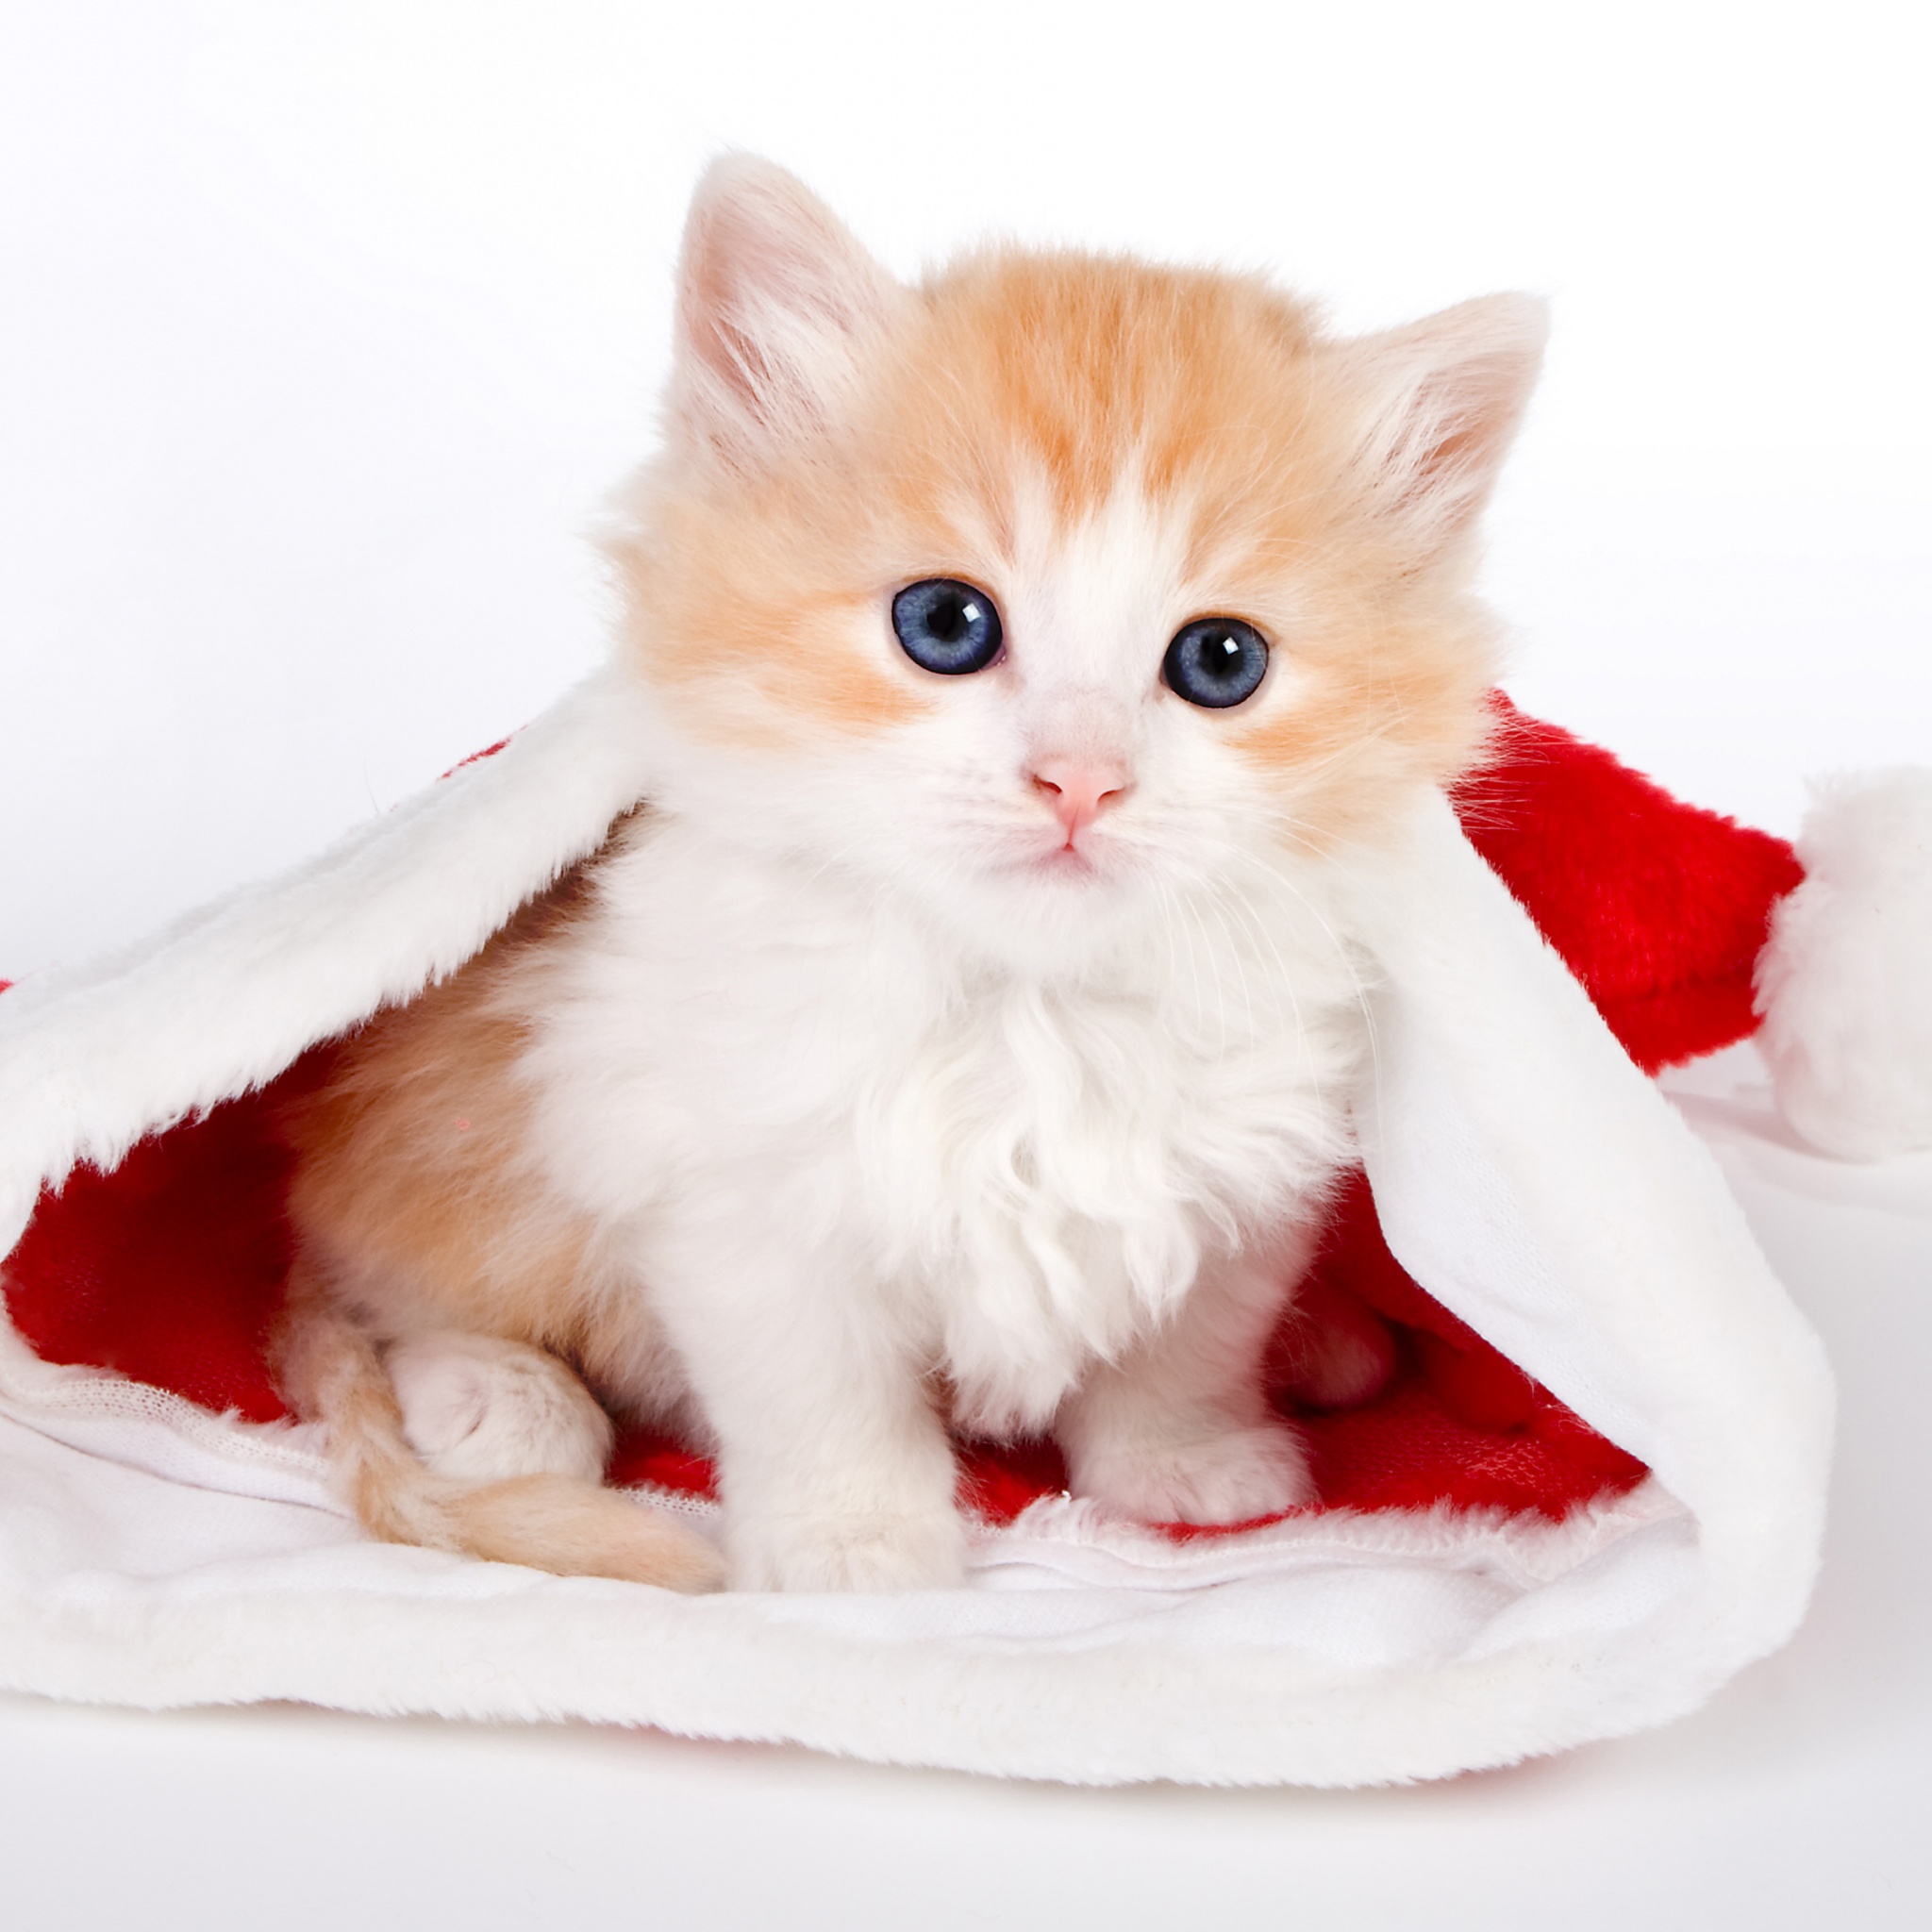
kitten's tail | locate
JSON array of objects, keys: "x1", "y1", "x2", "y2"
[{"x1": 276, "y1": 1291, "x2": 724, "y2": 1593}]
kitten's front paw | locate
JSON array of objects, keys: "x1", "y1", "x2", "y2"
[
  {"x1": 728, "y1": 1506, "x2": 968, "y2": 1592},
  {"x1": 1070, "y1": 1419, "x2": 1316, "y2": 1525}
]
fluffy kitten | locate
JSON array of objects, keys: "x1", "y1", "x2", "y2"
[{"x1": 277, "y1": 158, "x2": 1543, "y2": 1593}]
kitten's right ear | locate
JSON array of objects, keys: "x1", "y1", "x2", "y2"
[
  {"x1": 1328, "y1": 292, "x2": 1549, "y2": 566},
  {"x1": 669, "y1": 156, "x2": 902, "y2": 474}
]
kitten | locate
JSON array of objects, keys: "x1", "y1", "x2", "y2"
[{"x1": 276, "y1": 157, "x2": 1543, "y2": 1594}]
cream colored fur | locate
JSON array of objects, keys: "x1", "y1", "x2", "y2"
[{"x1": 278, "y1": 158, "x2": 1548, "y2": 1591}]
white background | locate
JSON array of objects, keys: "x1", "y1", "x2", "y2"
[{"x1": 2, "y1": 3, "x2": 1929, "y2": 1925}]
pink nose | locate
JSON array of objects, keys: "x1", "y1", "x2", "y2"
[{"x1": 1031, "y1": 758, "x2": 1131, "y2": 840}]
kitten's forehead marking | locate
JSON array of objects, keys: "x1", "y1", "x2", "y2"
[{"x1": 999, "y1": 466, "x2": 1198, "y2": 697}]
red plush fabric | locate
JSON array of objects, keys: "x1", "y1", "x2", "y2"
[
  {"x1": 1463, "y1": 699, "x2": 1805, "y2": 1074},
  {"x1": 0, "y1": 708, "x2": 1800, "y2": 1529},
  {"x1": 4, "y1": 1087, "x2": 296, "y2": 1426}
]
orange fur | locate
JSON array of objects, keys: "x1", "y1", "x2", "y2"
[
  {"x1": 273, "y1": 1278, "x2": 722, "y2": 1590},
  {"x1": 285, "y1": 874, "x2": 604, "y2": 1355},
  {"x1": 609, "y1": 252, "x2": 1498, "y2": 841},
  {"x1": 284, "y1": 176, "x2": 1528, "y2": 1591}
]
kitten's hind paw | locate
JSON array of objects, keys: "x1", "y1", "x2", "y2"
[
  {"x1": 388, "y1": 1330, "x2": 612, "y2": 1485},
  {"x1": 1070, "y1": 1419, "x2": 1317, "y2": 1526}
]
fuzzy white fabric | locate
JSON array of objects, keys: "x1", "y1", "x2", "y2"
[
  {"x1": 0, "y1": 676, "x2": 1834, "y2": 1786},
  {"x1": 1757, "y1": 770, "x2": 1932, "y2": 1160}
]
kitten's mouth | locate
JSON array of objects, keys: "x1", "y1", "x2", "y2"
[{"x1": 1024, "y1": 837, "x2": 1104, "y2": 879}]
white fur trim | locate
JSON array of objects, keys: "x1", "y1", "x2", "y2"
[
  {"x1": 1757, "y1": 769, "x2": 1932, "y2": 1159},
  {"x1": 0, "y1": 695, "x2": 1833, "y2": 1786},
  {"x1": 0, "y1": 665, "x2": 658, "y2": 1257}
]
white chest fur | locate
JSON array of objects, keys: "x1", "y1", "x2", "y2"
[{"x1": 521, "y1": 816, "x2": 1368, "y2": 1430}]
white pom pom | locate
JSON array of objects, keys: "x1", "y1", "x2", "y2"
[{"x1": 1756, "y1": 771, "x2": 1932, "y2": 1159}]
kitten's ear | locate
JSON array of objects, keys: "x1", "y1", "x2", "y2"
[
  {"x1": 1330, "y1": 293, "x2": 1548, "y2": 562},
  {"x1": 669, "y1": 156, "x2": 902, "y2": 473}
]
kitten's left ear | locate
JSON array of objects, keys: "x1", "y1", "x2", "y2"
[
  {"x1": 669, "y1": 156, "x2": 905, "y2": 474},
  {"x1": 1330, "y1": 293, "x2": 1548, "y2": 564}
]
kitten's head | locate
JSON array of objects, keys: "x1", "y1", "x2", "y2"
[{"x1": 608, "y1": 158, "x2": 1543, "y2": 970}]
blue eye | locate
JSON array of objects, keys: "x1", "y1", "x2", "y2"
[
  {"x1": 1163, "y1": 617, "x2": 1268, "y2": 708},
  {"x1": 891, "y1": 578, "x2": 1004, "y2": 675}
]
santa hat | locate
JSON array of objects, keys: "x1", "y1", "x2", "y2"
[{"x1": 0, "y1": 676, "x2": 1921, "y2": 1785}]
